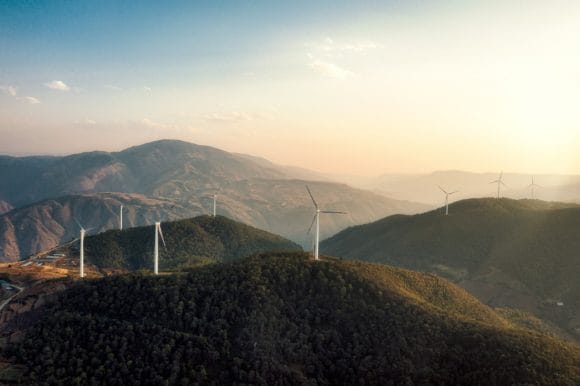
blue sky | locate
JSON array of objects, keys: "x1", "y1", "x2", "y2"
[{"x1": 1, "y1": 1, "x2": 579, "y2": 175}]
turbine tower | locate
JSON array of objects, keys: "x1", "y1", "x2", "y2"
[
  {"x1": 80, "y1": 228, "x2": 85, "y2": 278},
  {"x1": 306, "y1": 186, "x2": 347, "y2": 260},
  {"x1": 438, "y1": 185, "x2": 458, "y2": 215},
  {"x1": 153, "y1": 221, "x2": 166, "y2": 275},
  {"x1": 489, "y1": 171, "x2": 507, "y2": 199},
  {"x1": 74, "y1": 218, "x2": 92, "y2": 278},
  {"x1": 204, "y1": 194, "x2": 218, "y2": 217},
  {"x1": 119, "y1": 205, "x2": 123, "y2": 230},
  {"x1": 528, "y1": 176, "x2": 541, "y2": 199}
]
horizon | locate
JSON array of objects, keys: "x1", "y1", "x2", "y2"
[
  {"x1": 2, "y1": 138, "x2": 580, "y2": 179},
  {"x1": 1, "y1": 1, "x2": 580, "y2": 175}
]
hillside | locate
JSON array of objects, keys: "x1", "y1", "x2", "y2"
[
  {"x1": 4, "y1": 253, "x2": 580, "y2": 385},
  {"x1": 321, "y1": 198, "x2": 580, "y2": 340},
  {"x1": 0, "y1": 192, "x2": 198, "y2": 262},
  {"x1": 84, "y1": 215, "x2": 302, "y2": 270},
  {"x1": 0, "y1": 140, "x2": 427, "y2": 261}
]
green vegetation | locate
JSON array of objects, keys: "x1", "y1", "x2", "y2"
[
  {"x1": 8, "y1": 253, "x2": 580, "y2": 385},
  {"x1": 84, "y1": 215, "x2": 302, "y2": 270},
  {"x1": 322, "y1": 198, "x2": 580, "y2": 303}
]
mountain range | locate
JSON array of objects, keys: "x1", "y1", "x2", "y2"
[
  {"x1": 0, "y1": 140, "x2": 427, "y2": 261},
  {"x1": 5, "y1": 253, "x2": 580, "y2": 385},
  {"x1": 335, "y1": 170, "x2": 580, "y2": 205},
  {"x1": 321, "y1": 197, "x2": 580, "y2": 342}
]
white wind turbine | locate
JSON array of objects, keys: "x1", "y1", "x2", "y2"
[
  {"x1": 73, "y1": 218, "x2": 93, "y2": 278},
  {"x1": 204, "y1": 194, "x2": 218, "y2": 217},
  {"x1": 489, "y1": 171, "x2": 507, "y2": 199},
  {"x1": 153, "y1": 221, "x2": 167, "y2": 275},
  {"x1": 119, "y1": 205, "x2": 124, "y2": 230},
  {"x1": 306, "y1": 186, "x2": 347, "y2": 260},
  {"x1": 438, "y1": 185, "x2": 458, "y2": 216},
  {"x1": 528, "y1": 176, "x2": 541, "y2": 199}
]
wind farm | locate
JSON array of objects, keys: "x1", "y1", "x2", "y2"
[{"x1": 1, "y1": 0, "x2": 580, "y2": 384}]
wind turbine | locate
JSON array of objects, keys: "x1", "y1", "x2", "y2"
[
  {"x1": 73, "y1": 218, "x2": 93, "y2": 278},
  {"x1": 153, "y1": 221, "x2": 166, "y2": 275},
  {"x1": 489, "y1": 171, "x2": 507, "y2": 199},
  {"x1": 204, "y1": 194, "x2": 218, "y2": 217},
  {"x1": 528, "y1": 176, "x2": 541, "y2": 199},
  {"x1": 438, "y1": 186, "x2": 458, "y2": 216},
  {"x1": 119, "y1": 205, "x2": 123, "y2": 230},
  {"x1": 306, "y1": 186, "x2": 347, "y2": 260}
]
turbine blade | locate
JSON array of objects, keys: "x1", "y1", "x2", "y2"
[
  {"x1": 320, "y1": 210, "x2": 347, "y2": 214},
  {"x1": 158, "y1": 224, "x2": 167, "y2": 249},
  {"x1": 305, "y1": 185, "x2": 318, "y2": 209},
  {"x1": 73, "y1": 217, "x2": 84, "y2": 230},
  {"x1": 437, "y1": 185, "x2": 448, "y2": 194},
  {"x1": 489, "y1": 180, "x2": 498, "y2": 184},
  {"x1": 500, "y1": 181, "x2": 507, "y2": 187},
  {"x1": 449, "y1": 191, "x2": 458, "y2": 195},
  {"x1": 307, "y1": 214, "x2": 317, "y2": 235}
]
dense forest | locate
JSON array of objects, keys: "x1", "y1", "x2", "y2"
[
  {"x1": 322, "y1": 198, "x2": 580, "y2": 299},
  {"x1": 8, "y1": 253, "x2": 580, "y2": 385},
  {"x1": 83, "y1": 215, "x2": 302, "y2": 270}
]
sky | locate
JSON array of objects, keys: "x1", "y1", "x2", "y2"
[{"x1": 1, "y1": 0, "x2": 579, "y2": 176}]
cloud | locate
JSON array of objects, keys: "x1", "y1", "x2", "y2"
[
  {"x1": 0, "y1": 85, "x2": 17, "y2": 96},
  {"x1": 104, "y1": 84, "x2": 123, "y2": 91},
  {"x1": 199, "y1": 111, "x2": 266, "y2": 123},
  {"x1": 308, "y1": 59, "x2": 355, "y2": 79},
  {"x1": 18, "y1": 96, "x2": 40, "y2": 104},
  {"x1": 44, "y1": 80, "x2": 70, "y2": 91},
  {"x1": 306, "y1": 38, "x2": 380, "y2": 55},
  {"x1": 78, "y1": 118, "x2": 97, "y2": 125}
]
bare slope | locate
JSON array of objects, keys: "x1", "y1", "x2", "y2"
[{"x1": 0, "y1": 140, "x2": 426, "y2": 260}]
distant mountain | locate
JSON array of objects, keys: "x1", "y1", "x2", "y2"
[
  {"x1": 336, "y1": 170, "x2": 580, "y2": 205},
  {"x1": 8, "y1": 253, "x2": 580, "y2": 385},
  {"x1": 0, "y1": 140, "x2": 427, "y2": 260},
  {"x1": 321, "y1": 198, "x2": 580, "y2": 341},
  {"x1": 84, "y1": 215, "x2": 302, "y2": 270}
]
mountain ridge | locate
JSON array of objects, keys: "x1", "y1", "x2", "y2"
[
  {"x1": 6, "y1": 253, "x2": 580, "y2": 385},
  {"x1": 321, "y1": 197, "x2": 580, "y2": 342},
  {"x1": 0, "y1": 140, "x2": 427, "y2": 261}
]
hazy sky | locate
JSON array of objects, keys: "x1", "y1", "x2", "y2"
[{"x1": 1, "y1": 0, "x2": 579, "y2": 175}]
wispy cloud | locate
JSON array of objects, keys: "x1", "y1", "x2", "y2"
[
  {"x1": 18, "y1": 96, "x2": 41, "y2": 104},
  {"x1": 305, "y1": 38, "x2": 377, "y2": 79},
  {"x1": 44, "y1": 80, "x2": 70, "y2": 91},
  {"x1": 199, "y1": 111, "x2": 266, "y2": 123},
  {"x1": 306, "y1": 38, "x2": 380, "y2": 55},
  {"x1": 104, "y1": 84, "x2": 123, "y2": 91},
  {"x1": 308, "y1": 59, "x2": 355, "y2": 79},
  {"x1": 0, "y1": 85, "x2": 17, "y2": 96}
]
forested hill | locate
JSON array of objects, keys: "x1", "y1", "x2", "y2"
[
  {"x1": 84, "y1": 215, "x2": 302, "y2": 270},
  {"x1": 321, "y1": 198, "x2": 580, "y2": 297},
  {"x1": 9, "y1": 253, "x2": 580, "y2": 385},
  {"x1": 321, "y1": 198, "x2": 580, "y2": 342}
]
